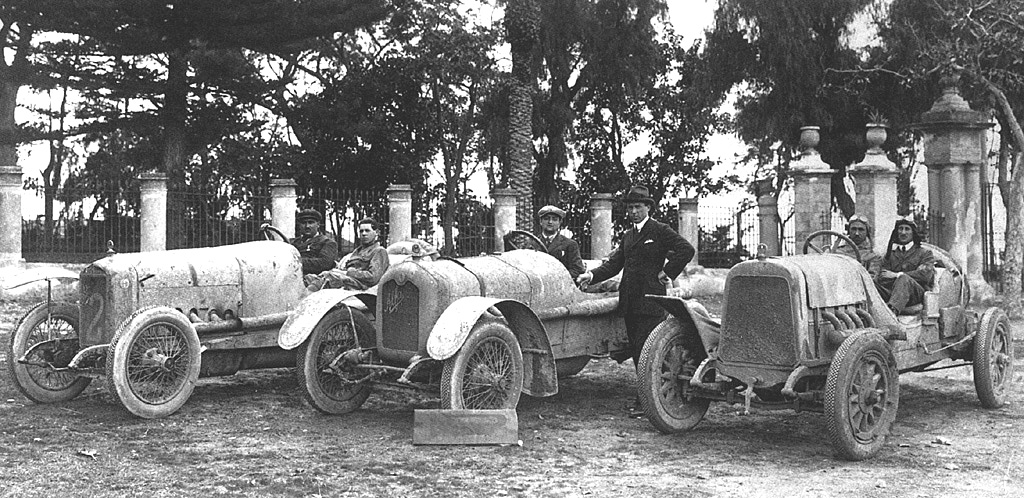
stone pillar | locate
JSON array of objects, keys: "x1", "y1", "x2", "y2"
[
  {"x1": 678, "y1": 197, "x2": 699, "y2": 266},
  {"x1": 493, "y1": 188, "x2": 517, "y2": 253},
  {"x1": 757, "y1": 194, "x2": 779, "y2": 256},
  {"x1": 0, "y1": 165, "x2": 24, "y2": 265},
  {"x1": 790, "y1": 126, "x2": 836, "y2": 248},
  {"x1": 386, "y1": 184, "x2": 413, "y2": 245},
  {"x1": 270, "y1": 179, "x2": 298, "y2": 239},
  {"x1": 589, "y1": 193, "x2": 614, "y2": 260},
  {"x1": 849, "y1": 124, "x2": 899, "y2": 256},
  {"x1": 911, "y1": 73, "x2": 993, "y2": 298},
  {"x1": 139, "y1": 172, "x2": 168, "y2": 252}
]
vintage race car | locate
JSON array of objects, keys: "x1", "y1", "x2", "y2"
[
  {"x1": 277, "y1": 230, "x2": 673, "y2": 414},
  {"x1": 6, "y1": 230, "x2": 308, "y2": 418},
  {"x1": 637, "y1": 230, "x2": 1014, "y2": 460},
  {"x1": 4, "y1": 228, "x2": 450, "y2": 419}
]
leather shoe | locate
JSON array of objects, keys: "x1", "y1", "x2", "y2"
[{"x1": 609, "y1": 350, "x2": 632, "y2": 363}]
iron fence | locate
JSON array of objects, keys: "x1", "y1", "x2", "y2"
[{"x1": 22, "y1": 186, "x2": 141, "y2": 263}]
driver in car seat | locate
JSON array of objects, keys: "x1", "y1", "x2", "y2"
[
  {"x1": 875, "y1": 217, "x2": 935, "y2": 314},
  {"x1": 834, "y1": 215, "x2": 881, "y2": 279},
  {"x1": 536, "y1": 205, "x2": 586, "y2": 280},
  {"x1": 292, "y1": 209, "x2": 338, "y2": 275},
  {"x1": 305, "y1": 217, "x2": 389, "y2": 291}
]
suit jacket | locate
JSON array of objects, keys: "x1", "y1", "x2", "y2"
[
  {"x1": 834, "y1": 238, "x2": 881, "y2": 279},
  {"x1": 292, "y1": 232, "x2": 338, "y2": 275},
  {"x1": 590, "y1": 218, "x2": 695, "y2": 316},
  {"x1": 539, "y1": 232, "x2": 586, "y2": 280},
  {"x1": 879, "y1": 243, "x2": 935, "y2": 290}
]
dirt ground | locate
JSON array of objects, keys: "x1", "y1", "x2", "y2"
[{"x1": 2, "y1": 296, "x2": 1023, "y2": 498}]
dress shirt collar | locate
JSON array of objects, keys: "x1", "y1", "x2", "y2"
[{"x1": 634, "y1": 216, "x2": 650, "y2": 233}]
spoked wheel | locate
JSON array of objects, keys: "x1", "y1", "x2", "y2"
[
  {"x1": 296, "y1": 306, "x2": 375, "y2": 414},
  {"x1": 637, "y1": 318, "x2": 710, "y2": 433},
  {"x1": 440, "y1": 318, "x2": 524, "y2": 409},
  {"x1": 503, "y1": 230, "x2": 546, "y2": 252},
  {"x1": 106, "y1": 306, "x2": 201, "y2": 419},
  {"x1": 7, "y1": 302, "x2": 91, "y2": 403},
  {"x1": 802, "y1": 230, "x2": 861, "y2": 262},
  {"x1": 259, "y1": 224, "x2": 288, "y2": 243},
  {"x1": 825, "y1": 330, "x2": 899, "y2": 461},
  {"x1": 974, "y1": 307, "x2": 1014, "y2": 408}
]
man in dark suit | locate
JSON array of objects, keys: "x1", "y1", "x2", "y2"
[
  {"x1": 536, "y1": 205, "x2": 586, "y2": 280},
  {"x1": 875, "y1": 217, "x2": 935, "y2": 314},
  {"x1": 291, "y1": 209, "x2": 338, "y2": 275},
  {"x1": 576, "y1": 186, "x2": 695, "y2": 368}
]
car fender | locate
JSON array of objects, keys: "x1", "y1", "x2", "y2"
[
  {"x1": 277, "y1": 289, "x2": 375, "y2": 350},
  {"x1": 647, "y1": 295, "x2": 721, "y2": 354},
  {"x1": 426, "y1": 295, "x2": 558, "y2": 398}
]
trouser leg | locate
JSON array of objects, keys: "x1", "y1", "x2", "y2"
[
  {"x1": 625, "y1": 312, "x2": 666, "y2": 367},
  {"x1": 888, "y1": 274, "x2": 925, "y2": 313}
]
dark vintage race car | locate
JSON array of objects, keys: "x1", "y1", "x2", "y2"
[
  {"x1": 637, "y1": 230, "x2": 1014, "y2": 460},
  {"x1": 277, "y1": 230, "x2": 693, "y2": 414}
]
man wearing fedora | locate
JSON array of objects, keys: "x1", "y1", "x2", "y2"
[
  {"x1": 536, "y1": 205, "x2": 586, "y2": 280},
  {"x1": 292, "y1": 209, "x2": 338, "y2": 275},
  {"x1": 576, "y1": 186, "x2": 695, "y2": 372}
]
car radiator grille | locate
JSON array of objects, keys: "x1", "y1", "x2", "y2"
[
  {"x1": 380, "y1": 279, "x2": 419, "y2": 352},
  {"x1": 719, "y1": 275, "x2": 796, "y2": 367}
]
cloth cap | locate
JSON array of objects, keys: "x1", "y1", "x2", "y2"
[
  {"x1": 537, "y1": 205, "x2": 566, "y2": 219},
  {"x1": 622, "y1": 185, "x2": 655, "y2": 206},
  {"x1": 297, "y1": 209, "x2": 322, "y2": 223}
]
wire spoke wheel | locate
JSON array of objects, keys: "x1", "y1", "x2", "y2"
[
  {"x1": 638, "y1": 318, "x2": 710, "y2": 433},
  {"x1": 441, "y1": 319, "x2": 523, "y2": 410},
  {"x1": 825, "y1": 330, "x2": 898, "y2": 461},
  {"x1": 297, "y1": 307, "x2": 373, "y2": 414},
  {"x1": 107, "y1": 306, "x2": 200, "y2": 419},
  {"x1": 7, "y1": 302, "x2": 91, "y2": 403}
]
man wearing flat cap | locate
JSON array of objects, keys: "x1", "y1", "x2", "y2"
[
  {"x1": 292, "y1": 209, "x2": 338, "y2": 275},
  {"x1": 536, "y1": 205, "x2": 586, "y2": 280},
  {"x1": 576, "y1": 186, "x2": 695, "y2": 371}
]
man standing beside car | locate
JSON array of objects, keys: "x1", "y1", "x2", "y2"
[
  {"x1": 292, "y1": 209, "x2": 338, "y2": 275},
  {"x1": 305, "y1": 218, "x2": 389, "y2": 291},
  {"x1": 575, "y1": 186, "x2": 695, "y2": 369},
  {"x1": 536, "y1": 205, "x2": 586, "y2": 280}
]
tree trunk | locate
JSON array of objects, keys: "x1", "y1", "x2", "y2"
[
  {"x1": 985, "y1": 80, "x2": 1024, "y2": 317},
  {"x1": 162, "y1": 47, "x2": 188, "y2": 249},
  {"x1": 504, "y1": 0, "x2": 539, "y2": 231}
]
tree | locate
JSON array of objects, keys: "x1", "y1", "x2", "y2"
[
  {"x1": 707, "y1": 0, "x2": 879, "y2": 220},
  {"x1": 503, "y1": 0, "x2": 542, "y2": 230},
  {"x1": 876, "y1": 0, "x2": 1024, "y2": 315}
]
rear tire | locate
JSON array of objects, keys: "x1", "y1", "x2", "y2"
[
  {"x1": 106, "y1": 306, "x2": 201, "y2": 419},
  {"x1": 637, "y1": 318, "x2": 710, "y2": 433},
  {"x1": 297, "y1": 307, "x2": 374, "y2": 414},
  {"x1": 7, "y1": 302, "x2": 91, "y2": 403},
  {"x1": 440, "y1": 318, "x2": 523, "y2": 410},
  {"x1": 973, "y1": 307, "x2": 1014, "y2": 409},
  {"x1": 824, "y1": 330, "x2": 899, "y2": 461}
]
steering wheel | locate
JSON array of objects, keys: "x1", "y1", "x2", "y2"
[
  {"x1": 259, "y1": 223, "x2": 289, "y2": 243},
  {"x1": 503, "y1": 230, "x2": 547, "y2": 252},
  {"x1": 802, "y1": 230, "x2": 860, "y2": 262}
]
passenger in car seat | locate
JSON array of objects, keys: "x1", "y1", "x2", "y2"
[
  {"x1": 875, "y1": 217, "x2": 935, "y2": 314},
  {"x1": 536, "y1": 205, "x2": 586, "y2": 280},
  {"x1": 834, "y1": 215, "x2": 881, "y2": 279}
]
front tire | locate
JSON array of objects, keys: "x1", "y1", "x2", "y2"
[
  {"x1": 105, "y1": 306, "x2": 201, "y2": 419},
  {"x1": 296, "y1": 307, "x2": 374, "y2": 414},
  {"x1": 974, "y1": 307, "x2": 1014, "y2": 408},
  {"x1": 637, "y1": 317, "x2": 710, "y2": 433},
  {"x1": 825, "y1": 330, "x2": 899, "y2": 461},
  {"x1": 7, "y1": 302, "x2": 91, "y2": 403},
  {"x1": 440, "y1": 318, "x2": 524, "y2": 409}
]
